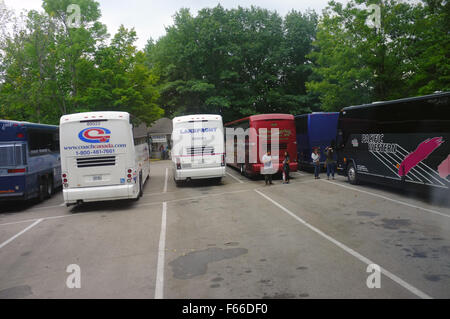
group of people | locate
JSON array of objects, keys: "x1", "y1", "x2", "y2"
[
  {"x1": 312, "y1": 141, "x2": 336, "y2": 180},
  {"x1": 261, "y1": 150, "x2": 292, "y2": 185},
  {"x1": 261, "y1": 140, "x2": 337, "y2": 185}
]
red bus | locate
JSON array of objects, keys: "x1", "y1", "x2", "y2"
[{"x1": 225, "y1": 114, "x2": 298, "y2": 176}]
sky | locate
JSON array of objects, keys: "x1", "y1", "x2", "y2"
[{"x1": 3, "y1": 0, "x2": 347, "y2": 49}]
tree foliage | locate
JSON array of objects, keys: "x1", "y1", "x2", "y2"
[
  {"x1": 306, "y1": 0, "x2": 449, "y2": 111},
  {"x1": 0, "y1": 0, "x2": 162, "y2": 125},
  {"x1": 0, "y1": 0, "x2": 448, "y2": 124},
  {"x1": 147, "y1": 5, "x2": 319, "y2": 122}
]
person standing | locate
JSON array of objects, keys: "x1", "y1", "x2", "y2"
[
  {"x1": 325, "y1": 141, "x2": 336, "y2": 180},
  {"x1": 262, "y1": 151, "x2": 274, "y2": 185},
  {"x1": 312, "y1": 148, "x2": 320, "y2": 179},
  {"x1": 282, "y1": 151, "x2": 291, "y2": 184}
]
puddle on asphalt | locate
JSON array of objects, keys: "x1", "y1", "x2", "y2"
[
  {"x1": 357, "y1": 211, "x2": 380, "y2": 218},
  {"x1": 381, "y1": 218, "x2": 411, "y2": 229},
  {"x1": 169, "y1": 247, "x2": 248, "y2": 279}
]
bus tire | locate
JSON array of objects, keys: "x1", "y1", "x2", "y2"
[
  {"x1": 38, "y1": 177, "x2": 47, "y2": 202},
  {"x1": 347, "y1": 163, "x2": 359, "y2": 185},
  {"x1": 134, "y1": 174, "x2": 142, "y2": 201},
  {"x1": 138, "y1": 173, "x2": 143, "y2": 198},
  {"x1": 46, "y1": 175, "x2": 53, "y2": 198}
]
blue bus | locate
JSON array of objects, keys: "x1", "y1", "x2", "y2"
[
  {"x1": 0, "y1": 120, "x2": 61, "y2": 201},
  {"x1": 295, "y1": 112, "x2": 339, "y2": 170}
]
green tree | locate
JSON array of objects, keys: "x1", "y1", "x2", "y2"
[
  {"x1": 147, "y1": 5, "x2": 318, "y2": 122},
  {"x1": 306, "y1": 0, "x2": 449, "y2": 111}
]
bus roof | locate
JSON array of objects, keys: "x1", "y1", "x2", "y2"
[
  {"x1": 60, "y1": 111, "x2": 130, "y2": 124},
  {"x1": 294, "y1": 112, "x2": 339, "y2": 119},
  {"x1": 341, "y1": 92, "x2": 450, "y2": 113},
  {"x1": 225, "y1": 113, "x2": 294, "y2": 126},
  {"x1": 173, "y1": 114, "x2": 222, "y2": 123},
  {"x1": 0, "y1": 120, "x2": 58, "y2": 130}
]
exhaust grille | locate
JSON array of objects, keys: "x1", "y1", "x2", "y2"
[
  {"x1": 186, "y1": 146, "x2": 214, "y2": 156},
  {"x1": 76, "y1": 156, "x2": 116, "y2": 168}
]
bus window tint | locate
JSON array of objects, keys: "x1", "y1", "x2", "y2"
[{"x1": 28, "y1": 130, "x2": 59, "y2": 156}]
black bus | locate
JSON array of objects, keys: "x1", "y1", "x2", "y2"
[{"x1": 336, "y1": 92, "x2": 450, "y2": 193}]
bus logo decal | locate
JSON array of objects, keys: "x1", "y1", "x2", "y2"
[
  {"x1": 398, "y1": 137, "x2": 443, "y2": 177},
  {"x1": 78, "y1": 127, "x2": 111, "y2": 143}
]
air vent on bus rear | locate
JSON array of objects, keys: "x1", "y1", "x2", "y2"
[
  {"x1": 186, "y1": 146, "x2": 214, "y2": 156},
  {"x1": 76, "y1": 156, "x2": 116, "y2": 168}
]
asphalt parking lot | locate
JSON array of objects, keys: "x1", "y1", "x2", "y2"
[{"x1": 0, "y1": 160, "x2": 449, "y2": 299}]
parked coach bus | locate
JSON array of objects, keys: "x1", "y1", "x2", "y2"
[
  {"x1": 59, "y1": 112, "x2": 150, "y2": 206},
  {"x1": 0, "y1": 120, "x2": 61, "y2": 201},
  {"x1": 295, "y1": 112, "x2": 339, "y2": 170},
  {"x1": 225, "y1": 114, "x2": 298, "y2": 177},
  {"x1": 171, "y1": 114, "x2": 226, "y2": 185},
  {"x1": 337, "y1": 92, "x2": 450, "y2": 193}
]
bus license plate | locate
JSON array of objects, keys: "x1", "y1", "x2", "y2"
[{"x1": 93, "y1": 175, "x2": 102, "y2": 181}]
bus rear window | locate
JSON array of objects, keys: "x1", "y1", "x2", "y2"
[{"x1": 0, "y1": 144, "x2": 26, "y2": 166}]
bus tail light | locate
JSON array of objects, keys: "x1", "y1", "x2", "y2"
[
  {"x1": 176, "y1": 158, "x2": 181, "y2": 170},
  {"x1": 62, "y1": 172, "x2": 69, "y2": 188},
  {"x1": 221, "y1": 154, "x2": 225, "y2": 166},
  {"x1": 8, "y1": 168, "x2": 26, "y2": 173},
  {"x1": 126, "y1": 168, "x2": 133, "y2": 183}
]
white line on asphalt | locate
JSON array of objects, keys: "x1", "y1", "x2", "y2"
[
  {"x1": 1, "y1": 191, "x2": 250, "y2": 227},
  {"x1": 0, "y1": 219, "x2": 43, "y2": 249},
  {"x1": 323, "y1": 180, "x2": 449, "y2": 218},
  {"x1": 227, "y1": 172, "x2": 244, "y2": 183},
  {"x1": 254, "y1": 189, "x2": 433, "y2": 299},
  {"x1": 59, "y1": 203, "x2": 65, "y2": 207},
  {"x1": 163, "y1": 168, "x2": 168, "y2": 193},
  {"x1": 155, "y1": 202, "x2": 167, "y2": 299}
]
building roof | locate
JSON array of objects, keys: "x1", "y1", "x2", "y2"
[{"x1": 148, "y1": 117, "x2": 172, "y2": 134}]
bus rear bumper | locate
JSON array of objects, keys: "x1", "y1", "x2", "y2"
[
  {"x1": 0, "y1": 192, "x2": 26, "y2": 201},
  {"x1": 174, "y1": 166, "x2": 226, "y2": 180},
  {"x1": 63, "y1": 184, "x2": 136, "y2": 204}
]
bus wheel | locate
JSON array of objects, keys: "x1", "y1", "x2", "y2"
[
  {"x1": 38, "y1": 177, "x2": 47, "y2": 202},
  {"x1": 138, "y1": 174, "x2": 143, "y2": 198},
  {"x1": 135, "y1": 175, "x2": 142, "y2": 201},
  {"x1": 46, "y1": 176, "x2": 53, "y2": 198},
  {"x1": 347, "y1": 163, "x2": 359, "y2": 185}
]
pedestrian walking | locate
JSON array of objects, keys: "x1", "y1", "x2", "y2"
[
  {"x1": 325, "y1": 141, "x2": 336, "y2": 180},
  {"x1": 282, "y1": 151, "x2": 290, "y2": 184},
  {"x1": 312, "y1": 147, "x2": 320, "y2": 179},
  {"x1": 261, "y1": 151, "x2": 274, "y2": 185}
]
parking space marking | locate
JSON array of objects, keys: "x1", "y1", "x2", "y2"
[
  {"x1": 226, "y1": 172, "x2": 244, "y2": 183},
  {"x1": 254, "y1": 189, "x2": 432, "y2": 299},
  {"x1": 323, "y1": 180, "x2": 449, "y2": 218},
  {"x1": 155, "y1": 202, "x2": 167, "y2": 299},
  {"x1": 163, "y1": 168, "x2": 168, "y2": 193},
  {"x1": 0, "y1": 219, "x2": 43, "y2": 249}
]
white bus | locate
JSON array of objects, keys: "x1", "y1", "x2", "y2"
[
  {"x1": 59, "y1": 111, "x2": 150, "y2": 205},
  {"x1": 172, "y1": 114, "x2": 226, "y2": 185}
]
